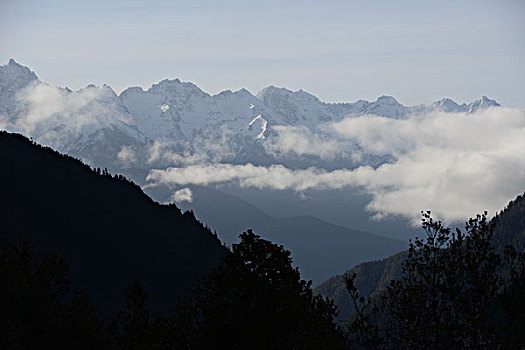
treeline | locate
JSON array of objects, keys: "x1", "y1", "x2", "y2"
[
  {"x1": 0, "y1": 130, "x2": 226, "y2": 317},
  {"x1": 2, "y1": 131, "x2": 140, "y2": 192},
  {"x1": 0, "y1": 232, "x2": 346, "y2": 349},
  {"x1": 1, "y1": 131, "x2": 524, "y2": 348},
  {"x1": 346, "y1": 212, "x2": 525, "y2": 349},
  {"x1": 2, "y1": 211, "x2": 525, "y2": 349},
  {"x1": 317, "y1": 192, "x2": 525, "y2": 324}
]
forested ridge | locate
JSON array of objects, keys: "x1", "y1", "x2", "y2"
[
  {"x1": 316, "y1": 192, "x2": 525, "y2": 323},
  {"x1": 0, "y1": 131, "x2": 226, "y2": 317}
]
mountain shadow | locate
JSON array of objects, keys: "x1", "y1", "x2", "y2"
[
  {"x1": 171, "y1": 185, "x2": 407, "y2": 285},
  {"x1": 0, "y1": 131, "x2": 226, "y2": 317}
]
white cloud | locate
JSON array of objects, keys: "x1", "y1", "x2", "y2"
[
  {"x1": 147, "y1": 107, "x2": 525, "y2": 224},
  {"x1": 4, "y1": 82, "x2": 524, "y2": 225},
  {"x1": 171, "y1": 187, "x2": 193, "y2": 203},
  {"x1": 117, "y1": 145, "x2": 137, "y2": 165},
  {"x1": 265, "y1": 125, "x2": 343, "y2": 159},
  {"x1": 147, "y1": 163, "x2": 360, "y2": 191},
  {"x1": 331, "y1": 108, "x2": 525, "y2": 223},
  {"x1": 0, "y1": 82, "x2": 134, "y2": 152},
  {"x1": 147, "y1": 141, "x2": 209, "y2": 165}
]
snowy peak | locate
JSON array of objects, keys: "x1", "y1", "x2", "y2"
[
  {"x1": 119, "y1": 86, "x2": 145, "y2": 98},
  {"x1": 3, "y1": 59, "x2": 38, "y2": 80},
  {"x1": 433, "y1": 98, "x2": 461, "y2": 112},
  {"x1": 148, "y1": 79, "x2": 209, "y2": 99},
  {"x1": 82, "y1": 83, "x2": 119, "y2": 97},
  {"x1": 375, "y1": 95, "x2": 401, "y2": 106},
  {"x1": 468, "y1": 96, "x2": 500, "y2": 113},
  {"x1": 0, "y1": 59, "x2": 40, "y2": 116},
  {"x1": 257, "y1": 85, "x2": 319, "y2": 103},
  {"x1": 432, "y1": 96, "x2": 500, "y2": 113},
  {"x1": 255, "y1": 86, "x2": 326, "y2": 125},
  {"x1": 214, "y1": 88, "x2": 253, "y2": 99},
  {"x1": 0, "y1": 59, "x2": 38, "y2": 90},
  {"x1": 256, "y1": 85, "x2": 286, "y2": 100},
  {"x1": 0, "y1": 59, "x2": 507, "y2": 170},
  {"x1": 363, "y1": 95, "x2": 406, "y2": 118}
]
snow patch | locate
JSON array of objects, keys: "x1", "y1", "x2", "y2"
[
  {"x1": 248, "y1": 115, "x2": 268, "y2": 139},
  {"x1": 249, "y1": 114, "x2": 262, "y2": 126},
  {"x1": 257, "y1": 119, "x2": 268, "y2": 139}
]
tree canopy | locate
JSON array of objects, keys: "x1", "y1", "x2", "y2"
[
  {"x1": 346, "y1": 212, "x2": 525, "y2": 349},
  {"x1": 173, "y1": 230, "x2": 347, "y2": 349}
]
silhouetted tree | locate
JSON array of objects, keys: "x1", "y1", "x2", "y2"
[
  {"x1": 174, "y1": 230, "x2": 346, "y2": 349},
  {"x1": 0, "y1": 235, "x2": 107, "y2": 349},
  {"x1": 499, "y1": 245, "x2": 525, "y2": 347},
  {"x1": 383, "y1": 212, "x2": 502, "y2": 348},
  {"x1": 345, "y1": 272, "x2": 383, "y2": 349},
  {"x1": 109, "y1": 280, "x2": 153, "y2": 349},
  {"x1": 346, "y1": 212, "x2": 525, "y2": 349}
]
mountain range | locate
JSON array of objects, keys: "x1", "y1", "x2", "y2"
[
  {"x1": 0, "y1": 58, "x2": 500, "y2": 174},
  {"x1": 0, "y1": 59, "x2": 506, "y2": 287}
]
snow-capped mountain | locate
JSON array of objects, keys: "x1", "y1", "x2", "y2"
[
  {"x1": 0, "y1": 59, "x2": 502, "y2": 174},
  {"x1": 0, "y1": 59, "x2": 38, "y2": 116}
]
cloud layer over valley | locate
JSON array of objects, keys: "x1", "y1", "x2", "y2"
[
  {"x1": 147, "y1": 107, "x2": 525, "y2": 224},
  {"x1": 2, "y1": 60, "x2": 523, "y2": 226}
]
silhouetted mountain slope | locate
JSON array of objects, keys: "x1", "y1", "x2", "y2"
[
  {"x1": 0, "y1": 131, "x2": 226, "y2": 317},
  {"x1": 492, "y1": 192, "x2": 525, "y2": 250},
  {"x1": 315, "y1": 252, "x2": 407, "y2": 322},
  {"x1": 316, "y1": 192, "x2": 525, "y2": 321},
  {"x1": 172, "y1": 186, "x2": 407, "y2": 285},
  {"x1": 156, "y1": 185, "x2": 274, "y2": 243},
  {"x1": 258, "y1": 216, "x2": 406, "y2": 285}
]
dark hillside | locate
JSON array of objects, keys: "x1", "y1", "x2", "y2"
[
  {"x1": 0, "y1": 131, "x2": 226, "y2": 316},
  {"x1": 492, "y1": 192, "x2": 525, "y2": 250},
  {"x1": 258, "y1": 215, "x2": 406, "y2": 285},
  {"x1": 316, "y1": 192, "x2": 525, "y2": 322},
  {"x1": 315, "y1": 251, "x2": 407, "y2": 322}
]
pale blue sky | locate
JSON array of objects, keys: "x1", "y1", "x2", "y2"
[{"x1": 1, "y1": 0, "x2": 524, "y2": 107}]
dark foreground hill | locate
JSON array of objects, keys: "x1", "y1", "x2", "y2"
[
  {"x1": 316, "y1": 192, "x2": 525, "y2": 322},
  {"x1": 0, "y1": 131, "x2": 226, "y2": 316}
]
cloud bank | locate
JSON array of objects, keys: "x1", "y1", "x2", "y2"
[
  {"x1": 0, "y1": 82, "x2": 136, "y2": 152},
  {"x1": 171, "y1": 188, "x2": 193, "y2": 203},
  {"x1": 147, "y1": 107, "x2": 525, "y2": 224},
  {"x1": 265, "y1": 125, "x2": 343, "y2": 160},
  {"x1": 3, "y1": 81, "x2": 524, "y2": 224}
]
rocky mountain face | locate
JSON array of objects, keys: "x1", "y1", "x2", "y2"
[{"x1": 0, "y1": 59, "x2": 501, "y2": 178}]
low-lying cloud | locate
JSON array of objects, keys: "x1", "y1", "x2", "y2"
[
  {"x1": 147, "y1": 141, "x2": 209, "y2": 165},
  {"x1": 147, "y1": 107, "x2": 525, "y2": 224},
  {"x1": 0, "y1": 82, "x2": 135, "y2": 153},
  {"x1": 4, "y1": 82, "x2": 524, "y2": 224},
  {"x1": 265, "y1": 125, "x2": 343, "y2": 160},
  {"x1": 117, "y1": 146, "x2": 137, "y2": 165},
  {"x1": 171, "y1": 187, "x2": 193, "y2": 203},
  {"x1": 147, "y1": 163, "x2": 362, "y2": 191}
]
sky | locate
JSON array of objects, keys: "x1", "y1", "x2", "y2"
[{"x1": 1, "y1": 0, "x2": 524, "y2": 108}]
